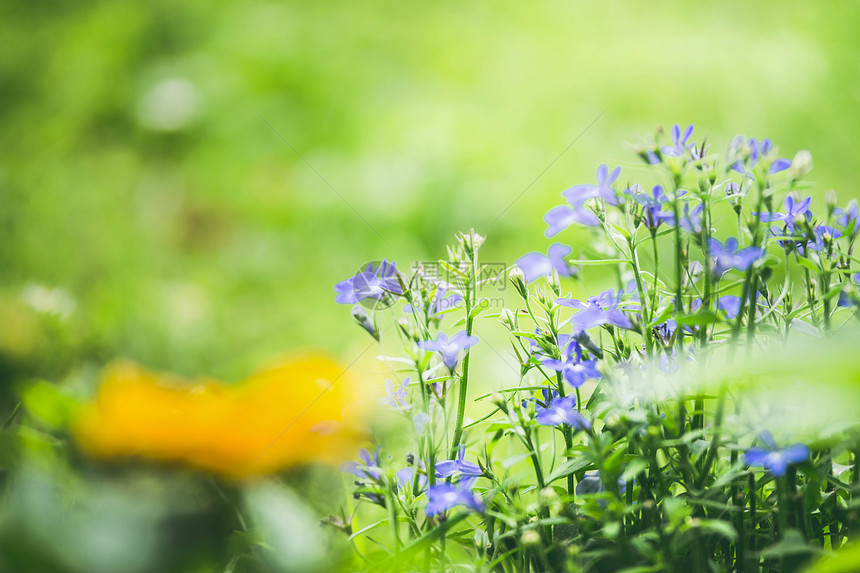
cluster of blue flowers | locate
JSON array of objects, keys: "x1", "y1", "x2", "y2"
[{"x1": 331, "y1": 125, "x2": 860, "y2": 571}]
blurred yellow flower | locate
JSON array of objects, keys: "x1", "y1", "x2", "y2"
[{"x1": 72, "y1": 354, "x2": 367, "y2": 479}]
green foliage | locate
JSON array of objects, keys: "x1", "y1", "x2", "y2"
[{"x1": 1, "y1": 2, "x2": 860, "y2": 572}]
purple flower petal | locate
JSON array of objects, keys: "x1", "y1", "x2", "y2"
[
  {"x1": 544, "y1": 204, "x2": 599, "y2": 236},
  {"x1": 718, "y1": 295, "x2": 742, "y2": 319},
  {"x1": 515, "y1": 252, "x2": 553, "y2": 282},
  {"x1": 781, "y1": 444, "x2": 810, "y2": 465},
  {"x1": 769, "y1": 158, "x2": 792, "y2": 174},
  {"x1": 425, "y1": 480, "x2": 484, "y2": 517}
]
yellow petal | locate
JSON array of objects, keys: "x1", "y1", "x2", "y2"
[{"x1": 72, "y1": 354, "x2": 367, "y2": 480}]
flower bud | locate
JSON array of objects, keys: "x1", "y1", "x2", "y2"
[
  {"x1": 446, "y1": 244, "x2": 463, "y2": 265},
  {"x1": 509, "y1": 267, "x2": 528, "y2": 300},
  {"x1": 547, "y1": 271, "x2": 562, "y2": 297},
  {"x1": 490, "y1": 392, "x2": 508, "y2": 414},
  {"x1": 352, "y1": 305, "x2": 379, "y2": 341},
  {"x1": 790, "y1": 150, "x2": 813, "y2": 179},
  {"x1": 540, "y1": 487, "x2": 563, "y2": 515},
  {"x1": 725, "y1": 182, "x2": 743, "y2": 214},
  {"x1": 725, "y1": 182, "x2": 741, "y2": 199},
  {"x1": 826, "y1": 189, "x2": 838, "y2": 217},
  {"x1": 498, "y1": 308, "x2": 518, "y2": 331},
  {"x1": 458, "y1": 229, "x2": 485, "y2": 260},
  {"x1": 521, "y1": 530, "x2": 541, "y2": 546},
  {"x1": 396, "y1": 317, "x2": 412, "y2": 339},
  {"x1": 591, "y1": 199, "x2": 607, "y2": 223},
  {"x1": 539, "y1": 487, "x2": 558, "y2": 505},
  {"x1": 536, "y1": 287, "x2": 554, "y2": 308}
]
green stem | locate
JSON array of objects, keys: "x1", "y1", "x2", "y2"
[
  {"x1": 732, "y1": 453, "x2": 745, "y2": 572},
  {"x1": 387, "y1": 482, "x2": 401, "y2": 553},
  {"x1": 417, "y1": 368, "x2": 436, "y2": 487},
  {"x1": 745, "y1": 273, "x2": 758, "y2": 351},
  {"x1": 651, "y1": 232, "x2": 660, "y2": 316},
  {"x1": 671, "y1": 186, "x2": 685, "y2": 317},
  {"x1": 449, "y1": 256, "x2": 478, "y2": 459},
  {"x1": 825, "y1": 475, "x2": 840, "y2": 549},
  {"x1": 526, "y1": 429, "x2": 552, "y2": 543},
  {"x1": 748, "y1": 472, "x2": 757, "y2": 560},
  {"x1": 629, "y1": 237, "x2": 654, "y2": 357},
  {"x1": 556, "y1": 372, "x2": 575, "y2": 496},
  {"x1": 696, "y1": 385, "x2": 725, "y2": 489}
]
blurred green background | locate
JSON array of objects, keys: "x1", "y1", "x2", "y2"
[{"x1": 2, "y1": 0, "x2": 858, "y2": 384}]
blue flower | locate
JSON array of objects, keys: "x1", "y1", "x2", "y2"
[
  {"x1": 562, "y1": 163, "x2": 623, "y2": 207},
  {"x1": 542, "y1": 164, "x2": 626, "y2": 237},
  {"x1": 383, "y1": 378, "x2": 411, "y2": 412},
  {"x1": 755, "y1": 194, "x2": 812, "y2": 233},
  {"x1": 425, "y1": 376, "x2": 448, "y2": 400},
  {"x1": 626, "y1": 184, "x2": 674, "y2": 229},
  {"x1": 335, "y1": 260, "x2": 403, "y2": 304},
  {"x1": 718, "y1": 295, "x2": 742, "y2": 319},
  {"x1": 396, "y1": 464, "x2": 428, "y2": 492},
  {"x1": 661, "y1": 123, "x2": 695, "y2": 158},
  {"x1": 435, "y1": 444, "x2": 483, "y2": 479},
  {"x1": 544, "y1": 203, "x2": 600, "y2": 237},
  {"x1": 418, "y1": 331, "x2": 480, "y2": 371},
  {"x1": 717, "y1": 293, "x2": 768, "y2": 318},
  {"x1": 556, "y1": 288, "x2": 634, "y2": 333},
  {"x1": 834, "y1": 200, "x2": 859, "y2": 236},
  {"x1": 680, "y1": 203, "x2": 704, "y2": 233},
  {"x1": 708, "y1": 237, "x2": 765, "y2": 277},
  {"x1": 731, "y1": 137, "x2": 792, "y2": 178},
  {"x1": 725, "y1": 181, "x2": 744, "y2": 199},
  {"x1": 342, "y1": 446, "x2": 383, "y2": 480},
  {"x1": 516, "y1": 243, "x2": 577, "y2": 282},
  {"x1": 541, "y1": 338, "x2": 600, "y2": 388},
  {"x1": 643, "y1": 150, "x2": 660, "y2": 164},
  {"x1": 770, "y1": 158, "x2": 792, "y2": 174},
  {"x1": 690, "y1": 142, "x2": 710, "y2": 161},
  {"x1": 532, "y1": 389, "x2": 591, "y2": 430},
  {"x1": 653, "y1": 320, "x2": 677, "y2": 345},
  {"x1": 425, "y1": 478, "x2": 485, "y2": 517},
  {"x1": 804, "y1": 225, "x2": 842, "y2": 253},
  {"x1": 660, "y1": 201, "x2": 704, "y2": 233},
  {"x1": 837, "y1": 273, "x2": 860, "y2": 308},
  {"x1": 744, "y1": 433, "x2": 809, "y2": 477}
]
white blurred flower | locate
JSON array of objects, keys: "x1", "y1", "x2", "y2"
[
  {"x1": 137, "y1": 78, "x2": 199, "y2": 131},
  {"x1": 21, "y1": 284, "x2": 75, "y2": 318}
]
